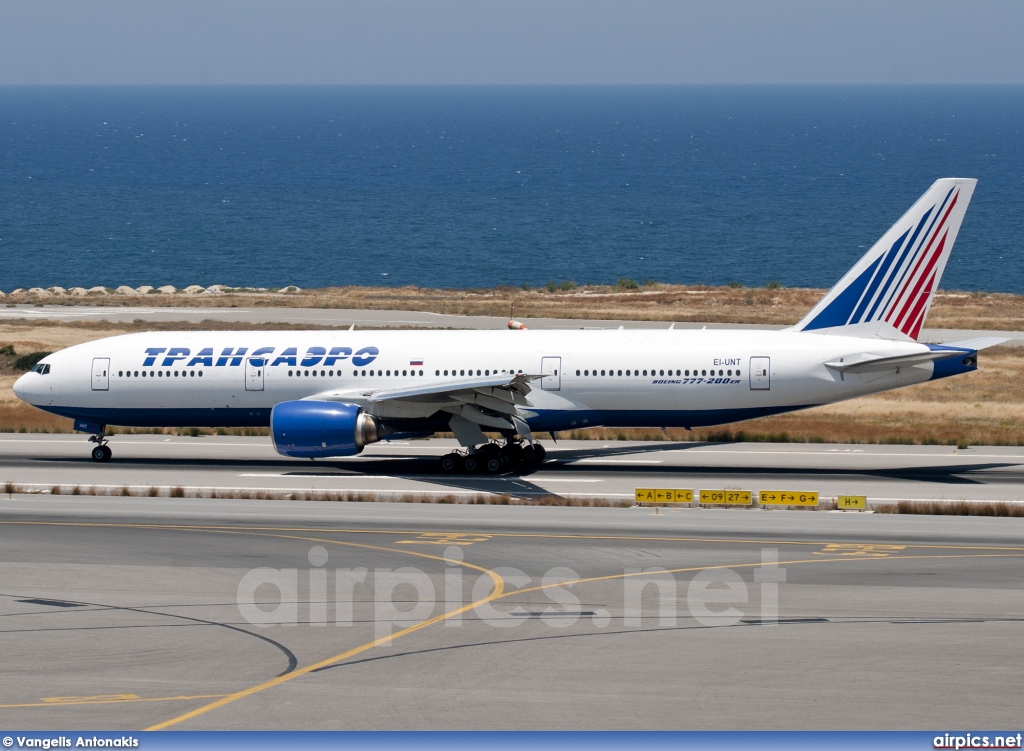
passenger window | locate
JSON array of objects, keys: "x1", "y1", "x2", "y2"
[{"x1": 702, "y1": 370, "x2": 707, "y2": 376}]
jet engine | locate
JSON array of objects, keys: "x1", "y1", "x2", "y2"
[{"x1": 270, "y1": 400, "x2": 385, "y2": 458}]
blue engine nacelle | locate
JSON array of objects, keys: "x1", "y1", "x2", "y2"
[{"x1": 270, "y1": 400, "x2": 385, "y2": 458}]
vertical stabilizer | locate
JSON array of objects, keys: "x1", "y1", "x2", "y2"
[{"x1": 794, "y1": 178, "x2": 976, "y2": 340}]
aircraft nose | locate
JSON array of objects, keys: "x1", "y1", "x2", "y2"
[{"x1": 13, "y1": 373, "x2": 30, "y2": 402}]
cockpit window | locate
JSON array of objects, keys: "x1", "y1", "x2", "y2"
[{"x1": 31, "y1": 363, "x2": 51, "y2": 375}]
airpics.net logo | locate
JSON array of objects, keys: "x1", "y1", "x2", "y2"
[
  {"x1": 234, "y1": 545, "x2": 787, "y2": 639},
  {"x1": 934, "y1": 733, "x2": 1024, "y2": 749}
]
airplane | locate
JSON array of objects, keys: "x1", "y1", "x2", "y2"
[{"x1": 13, "y1": 178, "x2": 1003, "y2": 473}]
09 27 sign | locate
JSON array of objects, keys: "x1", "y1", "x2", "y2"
[{"x1": 699, "y1": 489, "x2": 752, "y2": 505}]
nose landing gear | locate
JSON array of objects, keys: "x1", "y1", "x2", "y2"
[{"x1": 88, "y1": 427, "x2": 112, "y2": 462}]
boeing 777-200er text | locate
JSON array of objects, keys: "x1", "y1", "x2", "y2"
[{"x1": 14, "y1": 178, "x2": 1003, "y2": 473}]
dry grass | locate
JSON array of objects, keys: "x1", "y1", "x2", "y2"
[
  {"x1": 0, "y1": 482, "x2": 631, "y2": 507},
  {"x1": 3, "y1": 286, "x2": 1024, "y2": 444},
  {"x1": 875, "y1": 500, "x2": 1024, "y2": 517},
  {"x1": 6, "y1": 282, "x2": 1024, "y2": 329}
]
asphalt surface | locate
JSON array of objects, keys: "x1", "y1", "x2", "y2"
[
  {"x1": 3, "y1": 434, "x2": 1024, "y2": 504},
  {"x1": 0, "y1": 496, "x2": 1022, "y2": 730},
  {"x1": 3, "y1": 306, "x2": 1022, "y2": 730},
  {"x1": 0, "y1": 304, "x2": 1020, "y2": 345}
]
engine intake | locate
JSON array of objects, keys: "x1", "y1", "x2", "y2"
[{"x1": 270, "y1": 400, "x2": 385, "y2": 458}]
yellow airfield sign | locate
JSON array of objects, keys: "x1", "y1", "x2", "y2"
[
  {"x1": 698, "y1": 489, "x2": 753, "y2": 505},
  {"x1": 758, "y1": 490, "x2": 819, "y2": 507},
  {"x1": 635, "y1": 488, "x2": 694, "y2": 504}
]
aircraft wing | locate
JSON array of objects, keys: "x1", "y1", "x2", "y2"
[
  {"x1": 303, "y1": 372, "x2": 542, "y2": 435},
  {"x1": 303, "y1": 372, "x2": 539, "y2": 410}
]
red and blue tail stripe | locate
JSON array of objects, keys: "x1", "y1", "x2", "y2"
[{"x1": 795, "y1": 178, "x2": 976, "y2": 340}]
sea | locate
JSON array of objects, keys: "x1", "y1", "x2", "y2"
[{"x1": 2, "y1": 85, "x2": 1023, "y2": 293}]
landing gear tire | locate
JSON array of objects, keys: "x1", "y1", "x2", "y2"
[
  {"x1": 478, "y1": 443, "x2": 501, "y2": 459},
  {"x1": 463, "y1": 455, "x2": 480, "y2": 473},
  {"x1": 484, "y1": 456, "x2": 502, "y2": 474},
  {"x1": 439, "y1": 453, "x2": 461, "y2": 473},
  {"x1": 91, "y1": 445, "x2": 112, "y2": 463},
  {"x1": 534, "y1": 444, "x2": 547, "y2": 462}
]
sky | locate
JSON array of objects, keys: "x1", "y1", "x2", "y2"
[{"x1": 2, "y1": 0, "x2": 1023, "y2": 85}]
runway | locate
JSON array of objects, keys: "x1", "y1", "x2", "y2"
[
  {"x1": 0, "y1": 496, "x2": 1022, "y2": 730},
  {"x1": 2, "y1": 304, "x2": 1021, "y2": 345},
  {"x1": 3, "y1": 434, "x2": 1024, "y2": 504}
]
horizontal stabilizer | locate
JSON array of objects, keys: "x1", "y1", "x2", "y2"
[
  {"x1": 936, "y1": 336, "x2": 1008, "y2": 351},
  {"x1": 825, "y1": 350, "x2": 956, "y2": 373}
]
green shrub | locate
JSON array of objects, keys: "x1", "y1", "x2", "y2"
[
  {"x1": 13, "y1": 351, "x2": 51, "y2": 372},
  {"x1": 616, "y1": 278, "x2": 639, "y2": 290}
]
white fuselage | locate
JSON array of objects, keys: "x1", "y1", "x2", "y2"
[{"x1": 14, "y1": 328, "x2": 936, "y2": 432}]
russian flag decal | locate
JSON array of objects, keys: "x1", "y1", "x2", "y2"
[{"x1": 410, "y1": 359, "x2": 423, "y2": 367}]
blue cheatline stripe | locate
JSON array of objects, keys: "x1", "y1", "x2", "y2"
[
  {"x1": 42, "y1": 404, "x2": 820, "y2": 432},
  {"x1": 876, "y1": 185, "x2": 955, "y2": 321},
  {"x1": 848, "y1": 227, "x2": 911, "y2": 324},
  {"x1": 801, "y1": 256, "x2": 881, "y2": 331}
]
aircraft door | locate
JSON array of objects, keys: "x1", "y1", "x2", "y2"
[
  {"x1": 245, "y1": 357, "x2": 265, "y2": 391},
  {"x1": 749, "y1": 356, "x2": 770, "y2": 390},
  {"x1": 91, "y1": 358, "x2": 110, "y2": 391},
  {"x1": 540, "y1": 356, "x2": 561, "y2": 391}
]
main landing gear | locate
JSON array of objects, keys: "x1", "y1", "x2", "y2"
[
  {"x1": 440, "y1": 440, "x2": 546, "y2": 475},
  {"x1": 88, "y1": 428, "x2": 112, "y2": 463}
]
